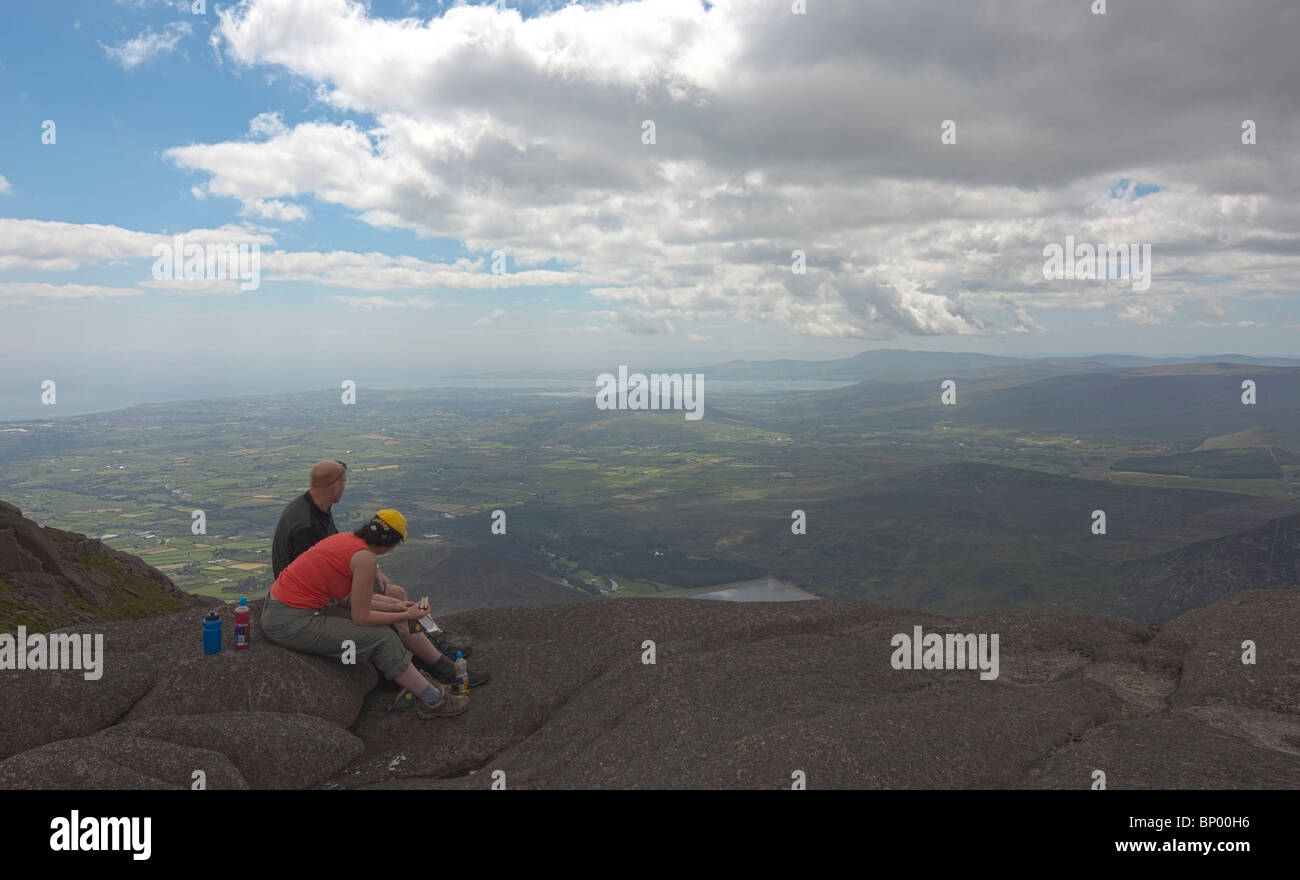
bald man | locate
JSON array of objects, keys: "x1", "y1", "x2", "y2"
[
  {"x1": 272, "y1": 459, "x2": 408, "y2": 599},
  {"x1": 271, "y1": 460, "x2": 348, "y2": 578}
]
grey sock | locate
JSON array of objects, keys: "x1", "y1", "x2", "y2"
[{"x1": 417, "y1": 683, "x2": 443, "y2": 705}]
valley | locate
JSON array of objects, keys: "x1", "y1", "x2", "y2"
[{"x1": 2, "y1": 359, "x2": 1298, "y2": 622}]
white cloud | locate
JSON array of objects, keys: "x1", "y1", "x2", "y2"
[
  {"x1": 0, "y1": 282, "x2": 143, "y2": 302},
  {"x1": 141, "y1": 0, "x2": 1295, "y2": 339},
  {"x1": 0, "y1": 174, "x2": 11, "y2": 196},
  {"x1": 137, "y1": 277, "x2": 250, "y2": 295},
  {"x1": 261, "y1": 249, "x2": 581, "y2": 290},
  {"x1": 618, "y1": 312, "x2": 674, "y2": 335},
  {"x1": 0, "y1": 218, "x2": 590, "y2": 296},
  {"x1": 0, "y1": 219, "x2": 275, "y2": 272},
  {"x1": 241, "y1": 198, "x2": 309, "y2": 221},
  {"x1": 474, "y1": 307, "x2": 506, "y2": 326},
  {"x1": 330, "y1": 295, "x2": 441, "y2": 309},
  {"x1": 1117, "y1": 302, "x2": 1175, "y2": 326},
  {"x1": 248, "y1": 111, "x2": 288, "y2": 139},
  {"x1": 10, "y1": 0, "x2": 1296, "y2": 344},
  {"x1": 101, "y1": 22, "x2": 193, "y2": 70}
]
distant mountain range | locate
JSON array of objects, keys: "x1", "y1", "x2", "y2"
[
  {"x1": 735, "y1": 362, "x2": 1300, "y2": 445},
  {"x1": 472, "y1": 349, "x2": 1300, "y2": 381},
  {"x1": 700, "y1": 350, "x2": 1300, "y2": 381}
]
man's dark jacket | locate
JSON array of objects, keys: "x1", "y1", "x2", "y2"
[{"x1": 271, "y1": 491, "x2": 338, "y2": 577}]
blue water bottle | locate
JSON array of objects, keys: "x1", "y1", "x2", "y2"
[{"x1": 203, "y1": 609, "x2": 222, "y2": 654}]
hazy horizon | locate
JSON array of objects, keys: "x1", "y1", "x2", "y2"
[{"x1": 5, "y1": 345, "x2": 1300, "y2": 422}]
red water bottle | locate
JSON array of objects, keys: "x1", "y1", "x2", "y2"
[{"x1": 234, "y1": 596, "x2": 251, "y2": 650}]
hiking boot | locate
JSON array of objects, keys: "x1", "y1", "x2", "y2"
[
  {"x1": 430, "y1": 634, "x2": 470, "y2": 658},
  {"x1": 388, "y1": 672, "x2": 450, "y2": 712},
  {"x1": 418, "y1": 653, "x2": 491, "y2": 688},
  {"x1": 460, "y1": 668, "x2": 490, "y2": 688},
  {"x1": 415, "y1": 691, "x2": 469, "y2": 719}
]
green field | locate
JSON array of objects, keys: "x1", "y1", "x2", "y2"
[{"x1": 2, "y1": 369, "x2": 1298, "y2": 617}]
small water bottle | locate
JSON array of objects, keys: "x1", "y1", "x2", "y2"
[
  {"x1": 454, "y1": 650, "x2": 469, "y2": 696},
  {"x1": 234, "y1": 596, "x2": 251, "y2": 650},
  {"x1": 203, "y1": 610, "x2": 222, "y2": 654}
]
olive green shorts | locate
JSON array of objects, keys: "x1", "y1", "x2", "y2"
[{"x1": 261, "y1": 596, "x2": 412, "y2": 680}]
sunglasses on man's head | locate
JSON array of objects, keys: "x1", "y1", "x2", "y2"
[{"x1": 335, "y1": 460, "x2": 348, "y2": 472}]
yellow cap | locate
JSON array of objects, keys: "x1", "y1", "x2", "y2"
[{"x1": 374, "y1": 509, "x2": 408, "y2": 539}]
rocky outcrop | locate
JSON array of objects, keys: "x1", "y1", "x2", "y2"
[
  {"x1": 0, "y1": 500, "x2": 205, "y2": 631},
  {"x1": 0, "y1": 598, "x2": 375, "y2": 788},
  {"x1": 2, "y1": 590, "x2": 1296, "y2": 789},
  {"x1": 333, "y1": 591, "x2": 1300, "y2": 790},
  {"x1": 4, "y1": 713, "x2": 365, "y2": 790},
  {"x1": 2, "y1": 496, "x2": 1295, "y2": 789}
]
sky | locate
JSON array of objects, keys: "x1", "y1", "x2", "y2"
[{"x1": 1, "y1": 0, "x2": 1299, "y2": 416}]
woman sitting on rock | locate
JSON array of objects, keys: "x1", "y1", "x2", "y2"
[{"x1": 261, "y1": 509, "x2": 468, "y2": 719}]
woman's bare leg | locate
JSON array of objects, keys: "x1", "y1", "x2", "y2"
[{"x1": 399, "y1": 629, "x2": 443, "y2": 664}]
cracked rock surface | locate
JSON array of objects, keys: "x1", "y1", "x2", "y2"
[{"x1": 6, "y1": 590, "x2": 1293, "y2": 789}]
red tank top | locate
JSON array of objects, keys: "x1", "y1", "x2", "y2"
[{"x1": 271, "y1": 532, "x2": 369, "y2": 609}]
